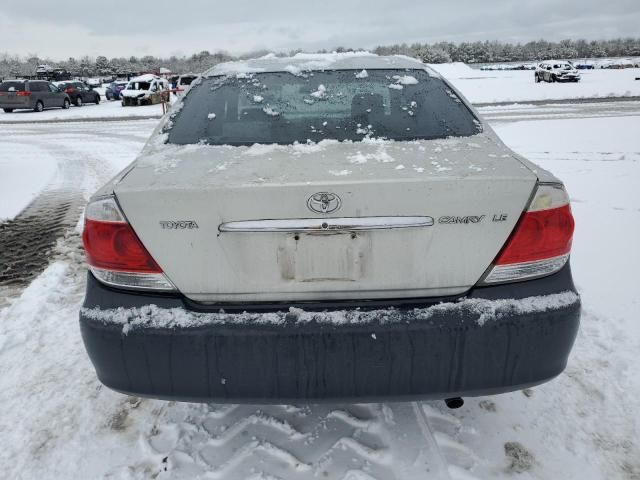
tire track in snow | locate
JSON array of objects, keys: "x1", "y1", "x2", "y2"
[
  {"x1": 0, "y1": 188, "x2": 83, "y2": 287},
  {"x1": 116, "y1": 402, "x2": 464, "y2": 479}
]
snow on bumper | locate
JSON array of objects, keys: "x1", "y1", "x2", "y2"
[
  {"x1": 79, "y1": 266, "x2": 581, "y2": 402},
  {"x1": 82, "y1": 291, "x2": 579, "y2": 333}
]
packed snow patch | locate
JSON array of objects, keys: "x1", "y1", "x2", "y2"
[
  {"x1": 242, "y1": 139, "x2": 340, "y2": 157},
  {"x1": 393, "y1": 75, "x2": 419, "y2": 85},
  {"x1": 310, "y1": 84, "x2": 327, "y2": 99},
  {"x1": 347, "y1": 148, "x2": 395, "y2": 164},
  {"x1": 262, "y1": 106, "x2": 280, "y2": 116}
]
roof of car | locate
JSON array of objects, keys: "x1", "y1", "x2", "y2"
[
  {"x1": 129, "y1": 73, "x2": 160, "y2": 82},
  {"x1": 204, "y1": 52, "x2": 436, "y2": 77}
]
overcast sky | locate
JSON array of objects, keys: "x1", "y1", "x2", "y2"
[{"x1": 1, "y1": 0, "x2": 639, "y2": 60}]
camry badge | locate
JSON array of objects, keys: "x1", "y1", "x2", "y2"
[{"x1": 307, "y1": 192, "x2": 342, "y2": 214}]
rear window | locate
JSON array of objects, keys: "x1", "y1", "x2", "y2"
[
  {"x1": 166, "y1": 69, "x2": 481, "y2": 146},
  {"x1": 0, "y1": 81, "x2": 26, "y2": 92}
]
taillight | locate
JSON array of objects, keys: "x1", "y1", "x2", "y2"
[
  {"x1": 17, "y1": 91, "x2": 31, "y2": 96},
  {"x1": 64, "y1": 87, "x2": 75, "y2": 94},
  {"x1": 82, "y1": 196, "x2": 175, "y2": 291},
  {"x1": 481, "y1": 183, "x2": 575, "y2": 284}
]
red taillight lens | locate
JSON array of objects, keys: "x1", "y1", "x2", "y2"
[
  {"x1": 482, "y1": 183, "x2": 575, "y2": 284},
  {"x1": 17, "y1": 91, "x2": 31, "y2": 96},
  {"x1": 494, "y1": 204, "x2": 574, "y2": 265},
  {"x1": 82, "y1": 196, "x2": 174, "y2": 291},
  {"x1": 82, "y1": 219, "x2": 162, "y2": 273},
  {"x1": 64, "y1": 87, "x2": 75, "y2": 93}
]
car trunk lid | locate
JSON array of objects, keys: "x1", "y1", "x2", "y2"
[{"x1": 114, "y1": 134, "x2": 537, "y2": 302}]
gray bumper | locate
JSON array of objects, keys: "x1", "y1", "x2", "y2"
[{"x1": 79, "y1": 264, "x2": 581, "y2": 402}]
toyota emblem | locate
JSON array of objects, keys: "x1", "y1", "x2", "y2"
[{"x1": 307, "y1": 192, "x2": 342, "y2": 214}]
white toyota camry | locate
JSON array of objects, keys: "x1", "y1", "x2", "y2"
[{"x1": 79, "y1": 53, "x2": 580, "y2": 406}]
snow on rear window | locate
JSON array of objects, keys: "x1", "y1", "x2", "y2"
[
  {"x1": 166, "y1": 69, "x2": 480, "y2": 146},
  {"x1": 394, "y1": 75, "x2": 419, "y2": 85}
]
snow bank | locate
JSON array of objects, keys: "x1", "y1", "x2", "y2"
[{"x1": 81, "y1": 291, "x2": 579, "y2": 333}]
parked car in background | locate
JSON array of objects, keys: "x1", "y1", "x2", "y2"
[
  {"x1": 86, "y1": 78, "x2": 102, "y2": 88},
  {"x1": 35, "y1": 64, "x2": 53, "y2": 76},
  {"x1": 176, "y1": 74, "x2": 199, "y2": 96},
  {"x1": 55, "y1": 81, "x2": 100, "y2": 106},
  {"x1": 121, "y1": 74, "x2": 170, "y2": 106},
  {"x1": 599, "y1": 59, "x2": 635, "y2": 69},
  {"x1": 535, "y1": 62, "x2": 581, "y2": 83},
  {"x1": 80, "y1": 54, "x2": 580, "y2": 404},
  {"x1": 0, "y1": 79, "x2": 70, "y2": 112},
  {"x1": 105, "y1": 81, "x2": 128, "y2": 100}
]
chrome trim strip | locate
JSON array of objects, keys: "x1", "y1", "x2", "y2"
[{"x1": 219, "y1": 216, "x2": 434, "y2": 233}]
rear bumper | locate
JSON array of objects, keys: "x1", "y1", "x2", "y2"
[
  {"x1": 80, "y1": 264, "x2": 581, "y2": 402},
  {"x1": 0, "y1": 99, "x2": 32, "y2": 110}
]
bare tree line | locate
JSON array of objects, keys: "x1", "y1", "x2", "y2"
[{"x1": 1, "y1": 38, "x2": 639, "y2": 78}]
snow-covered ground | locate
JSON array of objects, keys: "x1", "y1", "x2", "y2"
[
  {"x1": 430, "y1": 63, "x2": 640, "y2": 104},
  {"x1": 0, "y1": 142, "x2": 58, "y2": 220},
  {"x1": 0, "y1": 93, "x2": 639, "y2": 478},
  {"x1": 0, "y1": 98, "x2": 165, "y2": 124}
]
